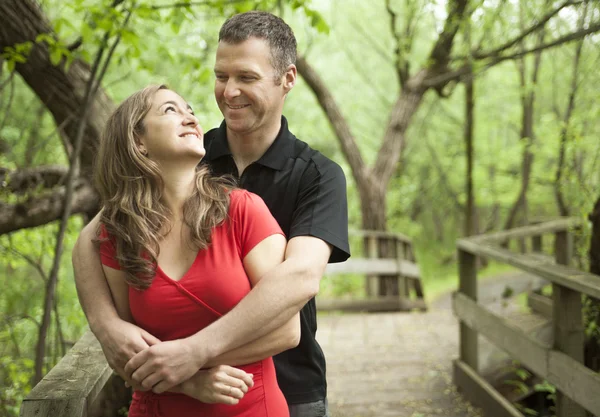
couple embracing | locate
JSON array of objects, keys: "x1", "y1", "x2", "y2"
[{"x1": 73, "y1": 10, "x2": 349, "y2": 417}]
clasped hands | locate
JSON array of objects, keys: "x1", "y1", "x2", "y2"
[
  {"x1": 124, "y1": 338, "x2": 254, "y2": 405},
  {"x1": 101, "y1": 322, "x2": 254, "y2": 405}
]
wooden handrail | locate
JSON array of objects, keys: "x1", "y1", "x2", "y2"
[
  {"x1": 466, "y1": 217, "x2": 583, "y2": 244},
  {"x1": 457, "y1": 239, "x2": 600, "y2": 300},
  {"x1": 348, "y1": 229, "x2": 413, "y2": 244},
  {"x1": 20, "y1": 331, "x2": 112, "y2": 417},
  {"x1": 453, "y1": 217, "x2": 593, "y2": 417}
]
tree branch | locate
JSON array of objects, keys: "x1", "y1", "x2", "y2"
[
  {"x1": 473, "y1": 0, "x2": 582, "y2": 59},
  {"x1": 296, "y1": 54, "x2": 370, "y2": 189},
  {"x1": 487, "y1": 20, "x2": 600, "y2": 64},
  {"x1": 385, "y1": 0, "x2": 406, "y2": 88},
  {"x1": 0, "y1": 182, "x2": 98, "y2": 235},
  {"x1": 424, "y1": 18, "x2": 600, "y2": 89},
  {"x1": 427, "y1": 0, "x2": 469, "y2": 71},
  {"x1": 1, "y1": 165, "x2": 69, "y2": 193},
  {"x1": 148, "y1": 0, "x2": 248, "y2": 9}
]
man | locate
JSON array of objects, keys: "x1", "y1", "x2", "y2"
[{"x1": 72, "y1": 11, "x2": 349, "y2": 417}]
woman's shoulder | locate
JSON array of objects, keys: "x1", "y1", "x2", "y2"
[{"x1": 228, "y1": 189, "x2": 266, "y2": 210}]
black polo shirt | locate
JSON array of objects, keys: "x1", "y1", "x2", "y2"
[{"x1": 203, "y1": 116, "x2": 350, "y2": 404}]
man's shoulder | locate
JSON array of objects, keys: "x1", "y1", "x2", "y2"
[
  {"x1": 287, "y1": 135, "x2": 345, "y2": 184},
  {"x1": 204, "y1": 126, "x2": 219, "y2": 144},
  {"x1": 288, "y1": 134, "x2": 339, "y2": 168}
]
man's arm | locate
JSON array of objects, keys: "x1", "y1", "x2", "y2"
[
  {"x1": 205, "y1": 314, "x2": 299, "y2": 367},
  {"x1": 72, "y1": 214, "x2": 159, "y2": 383},
  {"x1": 185, "y1": 235, "x2": 331, "y2": 366}
]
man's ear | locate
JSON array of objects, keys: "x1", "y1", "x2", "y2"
[{"x1": 283, "y1": 64, "x2": 297, "y2": 93}]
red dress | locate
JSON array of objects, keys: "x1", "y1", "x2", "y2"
[{"x1": 99, "y1": 189, "x2": 289, "y2": 417}]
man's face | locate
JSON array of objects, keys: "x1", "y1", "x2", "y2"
[{"x1": 214, "y1": 38, "x2": 293, "y2": 138}]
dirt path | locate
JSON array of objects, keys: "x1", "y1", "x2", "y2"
[{"x1": 316, "y1": 271, "x2": 546, "y2": 417}]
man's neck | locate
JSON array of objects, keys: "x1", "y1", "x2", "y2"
[{"x1": 226, "y1": 119, "x2": 281, "y2": 176}]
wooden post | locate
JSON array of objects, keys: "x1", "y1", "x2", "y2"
[
  {"x1": 553, "y1": 230, "x2": 585, "y2": 417},
  {"x1": 366, "y1": 235, "x2": 378, "y2": 297},
  {"x1": 458, "y1": 249, "x2": 478, "y2": 371},
  {"x1": 532, "y1": 235, "x2": 542, "y2": 253},
  {"x1": 396, "y1": 238, "x2": 407, "y2": 300}
]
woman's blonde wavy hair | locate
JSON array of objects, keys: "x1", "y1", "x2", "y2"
[{"x1": 94, "y1": 84, "x2": 234, "y2": 290}]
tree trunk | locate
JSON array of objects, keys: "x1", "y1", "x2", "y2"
[
  {"x1": 464, "y1": 67, "x2": 476, "y2": 237},
  {"x1": 0, "y1": 0, "x2": 116, "y2": 235},
  {"x1": 554, "y1": 3, "x2": 587, "y2": 217},
  {"x1": 504, "y1": 22, "x2": 545, "y2": 234},
  {"x1": 0, "y1": 0, "x2": 114, "y2": 177}
]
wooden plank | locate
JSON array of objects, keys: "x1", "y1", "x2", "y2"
[
  {"x1": 396, "y1": 239, "x2": 407, "y2": 299},
  {"x1": 553, "y1": 230, "x2": 585, "y2": 417},
  {"x1": 453, "y1": 359, "x2": 523, "y2": 417},
  {"x1": 527, "y1": 292, "x2": 553, "y2": 319},
  {"x1": 349, "y1": 229, "x2": 413, "y2": 244},
  {"x1": 325, "y1": 258, "x2": 420, "y2": 278},
  {"x1": 21, "y1": 399, "x2": 86, "y2": 417},
  {"x1": 316, "y1": 296, "x2": 426, "y2": 312},
  {"x1": 532, "y1": 234, "x2": 543, "y2": 252},
  {"x1": 453, "y1": 292, "x2": 549, "y2": 376},
  {"x1": 365, "y1": 235, "x2": 378, "y2": 297},
  {"x1": 454, "y1": 293, "x2": 600, "y2": 416},
  {"x1": 20, "y1": 331, "x2": 112, "y2": 417},
  {"x1": 458, "y1": 249, "x2": 478, "y2": 371},
  {"x1": 470, "y1": 217, "x2": 583, "y2": 245},
  {"x1": 548, "y1": 350, "x2": 600, "y2": 416},
  {"x1": 456, "y1": 239, "x2": 600, "y2": 300}
]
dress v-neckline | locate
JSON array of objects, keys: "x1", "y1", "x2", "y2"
[{"x1": 155, "y1": 250, "x2": 201, "y2": 283}]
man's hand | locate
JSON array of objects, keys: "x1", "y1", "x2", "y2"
[
  {"x1": 178, "y1": 365, "x2": 254, "y2": 405},
  {"x1": 124, "y1": 338, "x2": 208, "y2": 393},
  {"x1": 96, "y1": 319, "x2": 160, "y2": 390}
]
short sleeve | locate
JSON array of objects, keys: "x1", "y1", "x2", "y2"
[
  {"x1": 288, "y1": 154, "x2": 350, "y2": 263},
  {"x1": 229, "y1": 189, "x2": 285, "y2": 259},
  {"x1": 98, "y1": 224, "x2": 122, "y2": 270}
]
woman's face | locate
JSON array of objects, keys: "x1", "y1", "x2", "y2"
[{"x1": 137, "y1": 89, "x2": 205, "y2": 165}]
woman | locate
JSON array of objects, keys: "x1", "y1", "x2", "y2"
[{"x1": 95, "y1": 84, "x2": 298, "y2": 416}]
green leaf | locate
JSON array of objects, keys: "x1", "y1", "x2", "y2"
[
  {"x1": 81, "y1": 23, "x2": 95, "y2": 45},
  {"x1": 50, "y1": 47, "x2": 63, "y2": 66},
  {"x1": 6, "y1": 59, "x2": 14, "y2": 73},
  {"x1": 120, "y1": 29, "x2": 139, "y2": 46}
]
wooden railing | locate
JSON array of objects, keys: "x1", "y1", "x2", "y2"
[
  {"x1": 20, "y1": 331, "x2": 129, "y2": 417},
  {"x1": 453, "y1": 217, "x2": 600, "y2": 417},
  {"x1": 318, "y1": 229, "x2": 426, "y2": 312}
]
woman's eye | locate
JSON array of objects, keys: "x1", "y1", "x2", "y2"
[{"x1": 165, "y1": 106, "x2": 176, "y2": 113}]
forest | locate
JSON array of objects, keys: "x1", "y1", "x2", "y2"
[{"x1": 1, "y1": 0, "x2": 600, "y2": 415}]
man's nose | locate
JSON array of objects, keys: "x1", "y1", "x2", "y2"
[{"x1": 224, "y1": 79, "x2": 241, "y2": 99}]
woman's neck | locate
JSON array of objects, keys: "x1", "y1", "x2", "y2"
[{"x1": 160, "y1": 166, "x2": 196, "y2": 218}]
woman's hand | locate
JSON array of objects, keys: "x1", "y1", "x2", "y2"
[{"x1": 178, "y1": 365, "x2": 255, "y2": 405}]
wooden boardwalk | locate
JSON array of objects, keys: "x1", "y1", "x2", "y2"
[
  {"x1": 317, "y1": 272, "x2": 548, "y2": 417},
  {"x1": 317, "y1": 308, "x2": 482, "y2": 417}
]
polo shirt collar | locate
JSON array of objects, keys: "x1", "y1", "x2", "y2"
[{"x1": 205, "y1": 116, "x2": 294, "y2": 171}]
